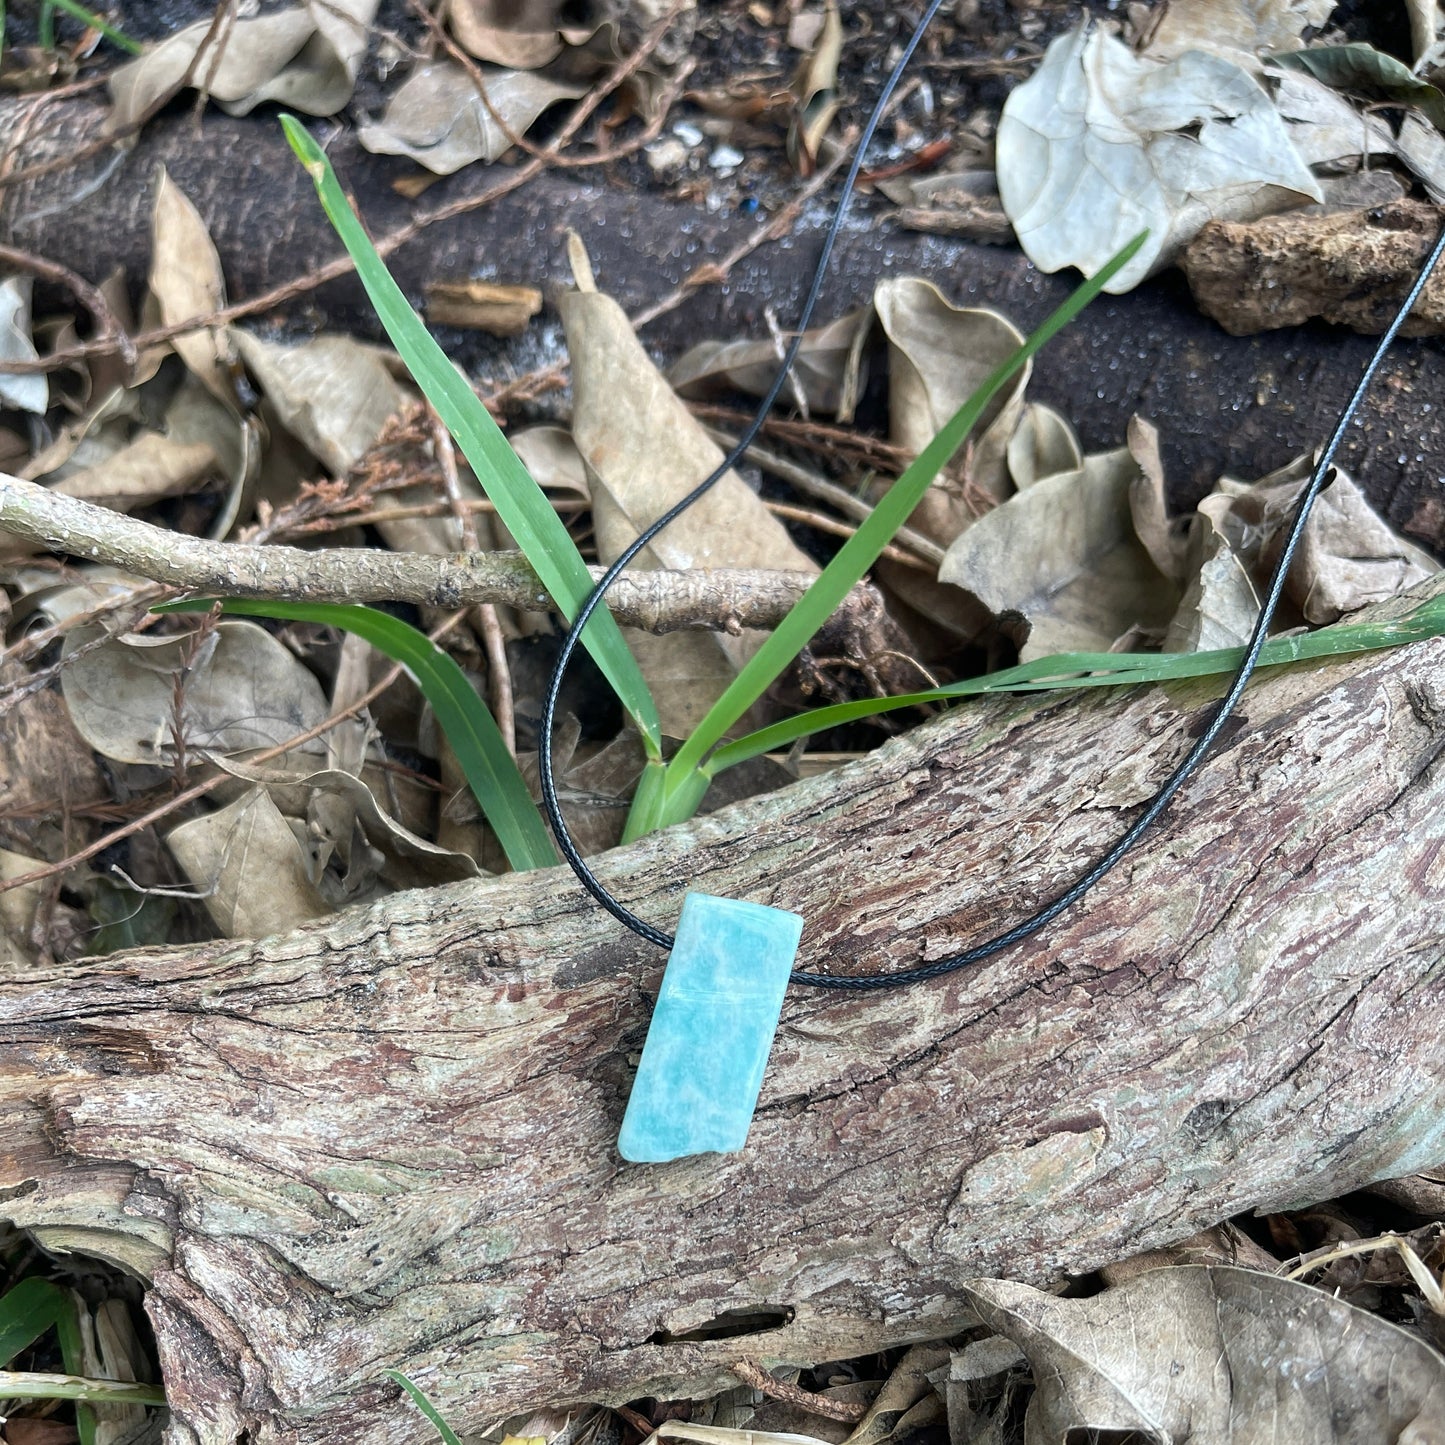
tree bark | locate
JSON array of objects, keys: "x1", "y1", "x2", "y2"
[{"x1": 5, "y1": 581, "x2": 1445, "y2": 1444}]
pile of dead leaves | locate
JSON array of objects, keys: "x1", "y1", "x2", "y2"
[{"x1": 5, "y1": 1, "x2": 1445, "y2": 1443}]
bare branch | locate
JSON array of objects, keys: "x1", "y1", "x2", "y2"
[{"x1": 0, "y1": 473, "x2": 831, "y2": 632}]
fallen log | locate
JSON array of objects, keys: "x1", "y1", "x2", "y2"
[{"x1": 5, "y1": 579, "x2": 1445, "y2": 1444}]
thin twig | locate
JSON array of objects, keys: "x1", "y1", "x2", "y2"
[
  {"x1": 0, "y1": 241, "x2": 137, "y2": 376},
  {"x1": 0, "y1": 579, "x2": 166, "y2": 674},
  {"x1": 766, "y1": 500, "x2": 929, "y2": 569},
  {"x1": 704, "y1": 424, "x2": 947, "y2": 567},
  {"x1": 729, "y1": 1360, "x2": 868, "y2": 1423},
  {"x1": 290, "y1": 496, "x2": 589, "y2": 532},
  {"x1": 0, "y1": 472, "x2": 831, "y2": 633}
]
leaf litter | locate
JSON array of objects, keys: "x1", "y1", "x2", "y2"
[{"x1": 6, "y1": 0, "x2": 1445, "y2": 1440}]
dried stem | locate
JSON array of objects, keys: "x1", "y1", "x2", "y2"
[
  {"x1": 0, "y1": 242, "x2": 138, "y2": 376},
  {"x1": 0, "y1": 472, "x2": 834, "y2": 632},
  {"x1": 729, "y1": 1360, "x2": 868, "y2": 1422}
]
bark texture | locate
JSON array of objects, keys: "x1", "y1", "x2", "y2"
[
  {"x1": 6, "y1": 101, "x2": 1445, "y2": 536},
  {"x1": 1183, "y1": 200, "x2": 1445, "y2": 337},
  {"x1": 5, "y1": 582, "x2": 1445, "y2": 1445}
]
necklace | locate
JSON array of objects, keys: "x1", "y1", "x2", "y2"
[{"x1": 540, "y1": 3, "x2": 1445, "y2": 1163}]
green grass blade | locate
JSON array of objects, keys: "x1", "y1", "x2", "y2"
[
  {"x1": 47, "y1": 1285, "x2": 96, "y2": 1445},
  {"x1": 279, "y1": 115, "x2": 661, "y2": 756},
  {"x1": 0, "y1": 1372, "x2": 167, "y2": 1407},
  {"x1": 384, "y1": 1371, "x2": 464, "y2": 1445},
  {"x1": 0, "y1": 1278, "x2": 111, "y2": 1443},
  {"x1": 0, "y1": 1279, "x2": 71, "y2": 1366},
  {"x1": 707, "y1": 592, "x2": 1445, "y2": 773},
  {"x1": 661, "y1": 231, "x2": 1149, "y2": 803},
  {"x1": 46, "y1": 0, "x2": 143, "y2": 52},
  {"x1": 155, "y1": 599, "x2": 557, "y2": 872}
]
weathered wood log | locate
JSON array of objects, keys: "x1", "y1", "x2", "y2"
[{"x1": 5, "y1": 581, "x2": 1445, "y2": 1444}]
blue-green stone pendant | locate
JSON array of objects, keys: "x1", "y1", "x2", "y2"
[{"x1": 617, "y1": 893, "x2": 804, "y2": 1163}]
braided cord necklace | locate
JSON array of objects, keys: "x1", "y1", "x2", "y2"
[{"x1": 539, "y1": 2, "x2": 1445, "y2": 1161}]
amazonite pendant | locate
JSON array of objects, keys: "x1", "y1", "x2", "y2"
[{"x1": 618, "y1": 893, "x2": 803, "y2": 1164}]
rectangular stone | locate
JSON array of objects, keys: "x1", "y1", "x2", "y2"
[{"x1": 618, "y1": 892, "x2": 803, "y2": 1164}]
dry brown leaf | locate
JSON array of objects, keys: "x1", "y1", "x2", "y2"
[
  {"x1": 1271, "y1": 67, "x2": 1399, "y2": 171},
  {"x1": 877, "y1": 278, "x2": 1026, "y2": 507},
  {"x1": 18, "y1": 385, "x2": 141, "y2": 486},
  {"x1": 842, "y1": 1345, "x2": 951, "y2": 1445},
  {"x1": 875, "y1": 277, "x2": 1030, "y2": 638},
  {"x1": 560, "y1": 266, "x2": 817, "y2": 735},
  {"x1": 787, "y1": 0, "x2": 841, "y2": 174},
  {"x1": 511, "y1": 425, "x2": 591, "y2": 500},
  {"x1": 1225, "y1": 455, "x2": 1440, "y2": 622},
  {"x1": 1006, "y1": 402, "x2": 1081, "y2": 491},
  {"x1": 215, "y1": 761, "x2": 481, "y2": 898},
  {"x1": 1125, "y1": 414, "x2": 1191, "y2": 583},
  {"x1": 52, "y1": 431, "x2": 215, "y2": 513},
  {"x1": 511, "y1": 723, "x2": 649, "y2": 859},
  {"x1": 938, "y1": 446, "x2": 1181, "y2": 659},
  {"x1": 233, "y1": 331, "x2": 410, "y2": 475},
  {"x1": 0, "y1": 276, "x2": 47, "y2": 415},
  {"x1": 150, "y1": 169, "x2": 240, "y2": 407},
  {"x1": 935, "y1": 1337, "x2": 1027, "y2": 1445},
  {"x1": 444, "y1": 0, "x2": 567, "y2": 68},
  {"x1": 1409, "y1": 0, "x2": 1442, "y2": 64},
  {"x1": 0, "y1": 662, "x2": 107, "y2": 862},
  {"x1": 1365, "y1": 1169, "x2": 1445, "y2": 1216},
  {"x1": 0, "y1": 426, "x2": 27, "y2": 473},
  {"x1": 60, "y1": 620, "x2": 330, "y2": 768},
  {"x1": 49, "y1": 379, "x2": 241, "y2": 513},
  {"x1": 167, "y1": 787, "x2": 332, "y2": 939},
  {"x1": 1142, "y1": 0, "x2": 1336, "y2": 62},
  {"x1": 668, "y1": 309, "x2": 870, "y2": 420},
  {"x1": 2, "y1": 1414, "x2": 83, "y2": 1445},
  {"x1": 1395, "y1": 112, "x2": 1445, "y2": 204},
  {"x1": 425, "y1": 280, "x2": 544, "y2": 336},
  {"x1": 1163, "y1": 502, "x2": 1261, "y2": 652},
  {"x1": 107, "y1": 0, "x2": 378, "y2": 127},
  {"x1": 997, "y1": 21, "x2": 1322, "y2": 293},
  {"x1": 357, "y1": 61, "x2": 585, "y2": 174},
  {"x1": 964, "y1": 1265, "x2": 1445, "y2": 1443},
  {"x1": 1101, "y1": 1222, "x2": 1283, "y2": 1286},
  {"x1": 0, "y1": 846, "x2": 47, "y2": 967}
]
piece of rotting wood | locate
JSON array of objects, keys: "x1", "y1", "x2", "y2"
[
  {"x1": 1183, "y1": 199, "x2": 1445, "y2": 336},
  {"x1": 4, "y1": 579, "x2": 1445, "y2": 1444}
]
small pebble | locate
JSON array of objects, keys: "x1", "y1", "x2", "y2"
[
  {"x1": 672, "y1": 120, "x2": 704, "y2": 147},
  {"x1": 710, "y1": 143, "x2": 745, "y2": 172},
  {"x1": 646, "y1": 137, "x2": 689, "y2": 174}
]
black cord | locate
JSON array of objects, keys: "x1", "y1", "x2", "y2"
[
  {"x1": 540, "y1": 0, "x2": 950, "y2": 952},
  {"x1": 540, "y1": 0, "x2": 1445, "y2": 988}
]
